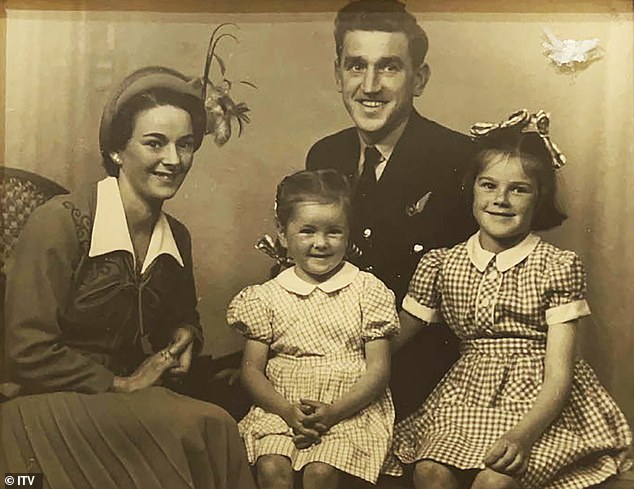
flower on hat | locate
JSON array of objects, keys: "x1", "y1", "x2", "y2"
[{"x1": 193, "y1": 23, "x2": 255, "y2": 146}]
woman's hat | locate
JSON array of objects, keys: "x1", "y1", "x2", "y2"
[
  {"x1": 99, "y1": 24, "x2": 253, "y2": 159},
  {"x1": 98, "y1": 66, "x2": 206, "y2": 157}
]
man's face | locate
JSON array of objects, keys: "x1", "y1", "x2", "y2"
[{"x1": 335, "y1": 30, "x2": 428, "y2": 144}]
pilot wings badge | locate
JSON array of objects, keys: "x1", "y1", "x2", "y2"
[{"x1": 406, "y1": 191, "x2": 432, "y2": 217}]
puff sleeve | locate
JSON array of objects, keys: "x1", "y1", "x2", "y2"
[
  {"x1": 226, "y1": 286, "x2": 274, "y2": 344},
  {"x1": 401, "y1": 248, "x2": 447, "y2": 323},
  {"x1": 544, "y1": 250, "x2": 591, "y2": 325},
  {"x1": 360, "y1": 274, "x2": 399, "y2": 341}
]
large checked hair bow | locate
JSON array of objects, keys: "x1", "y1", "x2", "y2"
[{"x1": 470, "y1": 109, "x2": 566, "y2": 170}]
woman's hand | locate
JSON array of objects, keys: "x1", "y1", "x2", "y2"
[
  {"x1": 166, "y1": 326, "x2": 195, "y2": 376},
  {"x1": 300, "y1": 399, "x2": 340, "y2": 434},
  {"x1": 483, "y1": 430, "x2": 531, "y2": 476},
  {"x1": 113, "y1": 349, "x2": 178, "y2": 393}
]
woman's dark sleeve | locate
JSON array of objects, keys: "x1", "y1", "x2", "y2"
[
  {"x1": 5, "y1": 201, "x2": 115, "y2": 393},
  {"x1": 170, "y1": 218, "x2": 204, "y2": 353}
]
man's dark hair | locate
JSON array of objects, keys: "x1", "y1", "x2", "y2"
[{"x1": 334, "y1": 0, "x2": 429, "y2": 67}]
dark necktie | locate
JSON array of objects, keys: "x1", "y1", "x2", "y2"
[{"x1": 356, "y1": 146, "x2": 382, "y2": 200}]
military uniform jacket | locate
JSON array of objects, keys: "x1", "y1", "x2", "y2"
[{"x1": 306, "y1": 111, "x2": 477, "y2": 303}]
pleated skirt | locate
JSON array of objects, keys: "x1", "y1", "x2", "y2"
[{"x1": 1, "y1": 386, "x2": 256, "y2": 489}]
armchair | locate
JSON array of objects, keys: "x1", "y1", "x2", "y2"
[{"x1": 1, "y1": 166, "x2": 69, "y2": 399}]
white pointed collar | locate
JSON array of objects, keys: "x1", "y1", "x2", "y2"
[
  {"x1": 275, "y1": 261, "x2": 359, "y2": 296},
  {"x1": 89, "y1": 177, "x2": 184, "y2": 274},
  {"x1": 466, "y1": 232, "x2": 541, "y2": 273}
]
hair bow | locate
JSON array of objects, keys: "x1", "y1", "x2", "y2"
[
  {"x1": 470, "y1": 109, "x2": 566, "y2": 169},
  {"x1": 254, "y1": 234, "x2": 294, "y2": 267}
]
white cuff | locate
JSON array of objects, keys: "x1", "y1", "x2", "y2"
[
  {"x1": 402, "y1": 295, "x2": 441, "y2": 323},
  {"x1": 545, "y1": 299, "x2": 591, "y2": 325}
]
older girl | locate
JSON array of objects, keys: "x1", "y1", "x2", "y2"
[{"x1": 389, "y1": 110, "x2": 631, "y2": 489}]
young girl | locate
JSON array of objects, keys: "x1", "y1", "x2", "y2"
[
  {"x1": 388, "y1": 110, "x2": 632, "y2": 489},
  {"x1": 227, "y1": 169, "x2": 399, "y2": 489}
]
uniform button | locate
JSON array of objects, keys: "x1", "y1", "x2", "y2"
[{"x1": 363, "y1": 228, "x2": 372, "y2": 239}]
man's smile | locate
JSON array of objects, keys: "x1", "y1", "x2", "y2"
[{"x1": 358, "y1": 99, "x2": 387, "y2": 108}]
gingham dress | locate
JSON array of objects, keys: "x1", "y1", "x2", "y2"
[
  {"x1": 227, "y1": 262, "x2": 399, "y2": 483},
  {"x1": 388, "y1": 233, "x2": 632, "y2": 488}
]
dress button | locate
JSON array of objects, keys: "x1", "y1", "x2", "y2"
[
  {"x1": 413, "y1": 244, "x2": 424, "y2": 253},
  {"x1": 366, "y1": 265, "x2": 374, "y2": 272},
  {"x1": 487, "y1": 269, "x2": 498, "y2": 280},
  {"x1": 363, "y1": 228, "x2": 372, "y2": 239}
]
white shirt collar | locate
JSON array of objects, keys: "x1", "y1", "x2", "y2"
[
  {"x1": 275, "y1": 261, "x2": 359, "y2": 296},
  {"x1": 466, "y1": 231, "x2": 541, "y2": 273},
  {"x1": 89, "y1": 177, "x2": 184, "y2": 274},
  {"x1": 357, "y1": 117, "x2": 409, "y2": 180}
]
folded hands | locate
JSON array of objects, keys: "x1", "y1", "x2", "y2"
[{"x1": 285, "y1": 398, "x2": 340, "y2": 449}]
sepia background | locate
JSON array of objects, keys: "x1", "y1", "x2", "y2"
[{"x1": 2, "y1": 1, "x2": 633, "y2": 429}]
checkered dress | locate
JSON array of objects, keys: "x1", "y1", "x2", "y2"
[
  {"x1": 387, "y1": 234, "x2": 632, "y2": 488},
  {"x1": 227, "y1": 263, "x2": 399, "y2": 483}
]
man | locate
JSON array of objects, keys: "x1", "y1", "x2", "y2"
[{"x1": 306, "y1": 0, "x2": 477, "y2": 419}]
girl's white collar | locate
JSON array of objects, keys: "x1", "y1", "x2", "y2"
[
  {"x1": 275, "y1": 261, "x2": 359, "y2": 296},
  {"x1": 466, "y1": 231, "x2": 541, "y2": 272}
]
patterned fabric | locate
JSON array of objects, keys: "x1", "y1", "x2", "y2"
[
  {"x1": 1, "y1": 169, "x2": 68, "y2": 388},
  {"x1": 1, "y1": 172, "x2": 67, "y2": 272},
  {"x1": 227, "y1": 263, "x2": 399, "y2": 483},
  {"x1": 388, "y1": 234, "x2": 632, "y2": 489}
]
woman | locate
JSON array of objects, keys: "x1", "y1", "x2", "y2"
[{"x1": 1, "y1": 66, "x2": 256, "y2": 489}]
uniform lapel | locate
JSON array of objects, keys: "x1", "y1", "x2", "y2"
[
  {"x1": 339, "y1": 129, "x2": 361, "y2": 183},
  {"x1": 369, "y1": 112, "x2": 433, "y2": 220},
  {"x1": 378, "y1": 111, "x2": 431, "y2": 190}
]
